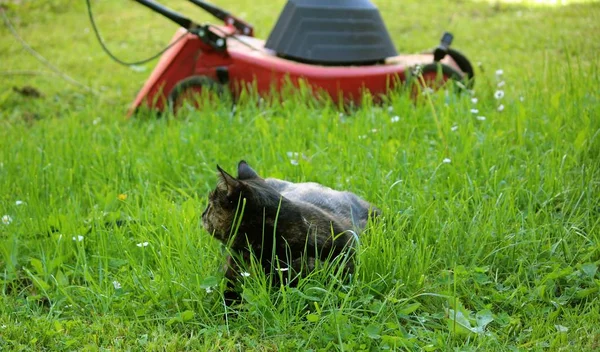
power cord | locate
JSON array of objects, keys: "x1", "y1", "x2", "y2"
[
  {"x1": 85, "y1": 0, "x2": 188, "y2": 66},
  {"x1": 0, "y1": 6, "x2": 98, "y2": 94}
]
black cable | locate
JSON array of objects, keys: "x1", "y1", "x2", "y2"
[{"x1": 85, "y1": 0, "x2": 188, "y2": 66}]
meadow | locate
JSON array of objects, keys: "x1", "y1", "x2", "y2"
[{"x1": 1, "y1": 0, "x2": 599, "y2": 350}]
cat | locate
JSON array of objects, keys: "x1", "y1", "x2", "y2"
[{"x1": 201, "y1": 160, "x2": 380, "y2": 303}]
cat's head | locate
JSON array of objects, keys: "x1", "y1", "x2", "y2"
[{"x1": 201, "y1": 160, "x2": 278, "y2": 243}]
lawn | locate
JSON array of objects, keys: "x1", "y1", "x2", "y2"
[{"x1": 1, "y1": 0, "x2": 599, "y2": 350}]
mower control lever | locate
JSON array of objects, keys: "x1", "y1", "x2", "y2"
[
  {"x1": 133, "y1": 0, "x2": 228, "y2": 51},
  {"x1": 133, "y1": 0, "x2": 196, "y2": 31},
  {"x1": 433, "y1": 32, "x2": 454, "y2": 62},
  {"x1": 187, "y1": 0, "x2": 254, "y2": 36}
]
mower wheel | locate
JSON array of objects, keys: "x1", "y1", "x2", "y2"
[{"x1": 167, "y1": 75, "x2": 227, "y2": 115}]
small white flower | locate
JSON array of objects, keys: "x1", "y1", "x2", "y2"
[
  {"x1": 476, "y1": 116, "x2": 487, "y2": 121},
  {"x1": 495, "y1": 69, "x2": 504, "y2": 76},
  {"x1": 494, "y1": 90, "x2": 505, "y2": 99},
  {"x1": 497, "y1": 81, "x2": 505, "y2": 87},
  {"x1": 2, "y1": 215, "x2": 13, "y2": 225},
  {"x1": 112, "y1": 280, "x2": 122, "y2": 290},
  {"x1": 92, "y1": 118, "x2": 101, "y2": 125},
  {"x1": 387, "y1": 106, "x2": 394, "y2": 112},
  {"x1": 290, "y1": 159, "x2": 299, "y2": 166},
  {"x1": 136, "y1": 242, "x2": 149, "y2": 247},
  {"x1": 15, "y1": 200, "x2": 25, "y2": 206},
  {"x1": 451, "y1": 125, "x2": 459, "y2": 132},
  {"x1": 390, "y1": 116, "x2": 400, "y2": 123},
  {"x1": 240, "y1": 271, "x2": 250, "y2": 277},
  {"x1": 286, "y1": 151, "x2": 300, "y2": 158},
  {"x1": 442, "y1": 158, "x2": 451, "y2": 164},
  {"x1": 497, "y1": 104, "x2": 505, "y2": 112},
  {"x1": 470, "y1": 108, "x2": 479, "y2": 114},
  {"x1": 338, "y1": 112, "x2": 344, "y2": 118},
  {"x1": 205, "y1": 286, "x2": 213, "y2": 293},
  {"x1": 471, "y1": 97, "x2": 478, "y2": 104},
  {"x1": 72, "y1": 235, "x2": 84, "y2": 242},
  {"x1": 371, "y1": 129, "x2": 378, "y2": 134},
  {"x1": 358, "y1": 135, "x2": 367, "y2": 140},
  {"x1": 520, "y1": 96, "x2": 525, "y2": 102}
]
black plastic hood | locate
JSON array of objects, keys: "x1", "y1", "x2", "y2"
[{"x1": 264, "y1": 0, "x2": 398, "y2": 66}]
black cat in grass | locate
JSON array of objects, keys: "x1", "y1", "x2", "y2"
[{"x1": 201, "y1": 160, "x2": 380, "y2": 303}]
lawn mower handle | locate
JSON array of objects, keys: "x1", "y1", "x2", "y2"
[
  {"x1": 133, "y1": 0, "x2": 198, "y2": 31},
  {"x1": 186, "y1": 0, "x2": 253, "y2": 35}
]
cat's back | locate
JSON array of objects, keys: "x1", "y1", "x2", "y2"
[{"x1": 265, "y1": 178, "x2": 377, "y2": 231}]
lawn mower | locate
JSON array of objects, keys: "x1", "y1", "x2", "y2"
[{"x1": 128, "y1": 0, "x2": 474, "y2": 116}]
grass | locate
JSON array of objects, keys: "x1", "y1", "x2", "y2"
[{"x1": 1, "y1": 0, "x2": 600, "y2": 350}]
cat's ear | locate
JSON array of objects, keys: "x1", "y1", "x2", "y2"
[
  {"x1": 216, "y1": 165, "x2": 240, "y2": 193},
  {"x1": 237, "y1": 160, "x2": 259, "y2": 180}
]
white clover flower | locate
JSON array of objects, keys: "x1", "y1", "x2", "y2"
[
  {"x1": 451, "y1": 125, "x2": 459, "y2": 132},
  {"x1": 497, "y1": 81, "x2": 505, "y2": 88},
  {"x1": 240, "y1": 271, "x2": 250, "y2": 277},
  {"x1": 476, "y1": 116, "x2": 487, "y2": 121},
  {"x1": 470, "y1": 108, "x2": 479, "y2": 114},
  {"x1": 112, "y1": 280, "x2": 122, "y2": 290},
  {"x1": 390, "y1": 116, "x2": 400, "y2": 123},
  {"x1": 2, "y1": 215, "x2": 13, "y2": 225},
  {"x1": 471, "y1": 97, "x2": 478, "y2": 104},
  {"x1": 497, "y1": 104, "x2": 505, "y2": 112},
  {"x1": 15, "y1": 200, "x2": 25, "y2": 206},
  {"x1": 136, "y1": 242, "x2": 149, "y2": 247},
  {"x1": 494, "y1": 90, "x2": 505, "y2": 99},
  {"x1": 495, "y1": 69, "x2": 504, "y2": 76},
  {"x1": 72, "y1": 235, "x2": 84, "y2": 242},
  {"x1": 205, "y1": 286, "x2": 213, "y2": 293},
  {"x1": 442, "y1": 158, "x2": 451, "y2": 164}
]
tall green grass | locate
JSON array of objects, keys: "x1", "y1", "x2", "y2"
[{"x1": 1, "y1": 57, "x2": 598, "y2": 350}]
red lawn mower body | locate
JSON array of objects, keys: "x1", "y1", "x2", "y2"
[{"x1": 128, "y1": 1, "x2": 474, "y2": 116}]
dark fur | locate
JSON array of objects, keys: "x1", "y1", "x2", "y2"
[{"x1": 202, "y1": 160, "x2": 379, "y2": 303}]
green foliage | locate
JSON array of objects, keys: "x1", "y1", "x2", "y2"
[{"x1": 1, "y1": 0, "x2": 600, "y2": 350}]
